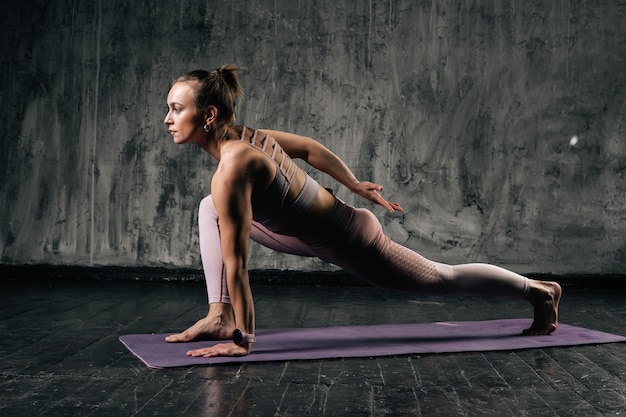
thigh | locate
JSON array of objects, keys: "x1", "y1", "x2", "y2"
[{"x1": 250, "y1": 222, "x2": 316, "y2": 257}]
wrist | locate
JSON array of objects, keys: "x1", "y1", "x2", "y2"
[
  {"x1": 232, "y1": 328, "x2": 256, "y2": 346},
  {"x1": 346, "y1": 179, "x2": 360, "y2": 192}
]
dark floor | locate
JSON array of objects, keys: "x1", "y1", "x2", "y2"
[{"x1": 1, "y1": 271, "x2": 626, "y2": 417}]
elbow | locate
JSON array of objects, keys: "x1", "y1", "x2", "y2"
[{"x1": 300, "y1": 137, "x2": 327, "y2": 162}]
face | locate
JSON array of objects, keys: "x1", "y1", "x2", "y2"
[{"x1": 164, "y1": 82, "x2": 206, "y2": 145}]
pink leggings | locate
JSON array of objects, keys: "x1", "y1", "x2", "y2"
[{"x1": 199, "y1": 195, "x2": 529, "y2": 304}]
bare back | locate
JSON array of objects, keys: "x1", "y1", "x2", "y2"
[{"x1": 220, "y1": 127, "x2": 336, "y2": 236}]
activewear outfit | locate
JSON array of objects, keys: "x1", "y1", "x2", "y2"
[{"x1": 200, "y1": 127, "x2": 529, "y2": 304}]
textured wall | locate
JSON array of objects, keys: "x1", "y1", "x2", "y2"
[{"x1": 1, "y1": 0, "x2": 625, "y2": 274}]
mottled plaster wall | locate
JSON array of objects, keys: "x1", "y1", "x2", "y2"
[{"x1": 1, "y1": 0, "x2": 625, "y2": 274}]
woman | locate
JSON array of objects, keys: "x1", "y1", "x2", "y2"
[{"x1": 163, "y1": 65, "x2": 561, "y2": 358}]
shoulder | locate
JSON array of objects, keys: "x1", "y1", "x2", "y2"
[
  {"x1": 211, "y1": 155, "x2": 252, "y2": 203},
  {"x1": 219, "y1": 139, "x2": 266, "y2": 171},
  {"x1": 214, "y1": 139, "x2": 273, "y2": 189}
]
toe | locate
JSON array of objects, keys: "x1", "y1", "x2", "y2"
[{"x1": 165, "y1": 333, "x2": 186, "y2": 343}]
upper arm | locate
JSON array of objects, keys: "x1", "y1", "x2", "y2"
[
  {"x1": 211, "y1": 157, "x2": 254, "y2": 272},
  {"x1": 257, "y1": 129, "x2": 318, "y2": 160},
  {"x1": 258, "y1": 128, "x2": 359, "y2": 190}
]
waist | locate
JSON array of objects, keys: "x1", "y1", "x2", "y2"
[{"x1": 252, "y1": 174, "x2": 320, "y2": 232}]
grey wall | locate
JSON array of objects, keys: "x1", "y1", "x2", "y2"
[{"x1": 1, "y1": 0, "x2": 625, "y2": 274}]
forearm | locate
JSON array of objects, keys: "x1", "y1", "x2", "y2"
[
  {"x1": 226, "y1": 267, "x2": 255, "y2": 350},
  {"x1": 305, "y1": 145, "x2": 361, "y2": 192},
  {"x1": 261, "y1": 129, "x2": 402, "y2": 212},
  {"x1": 304, "y1": 138, "x2": 404, "y2": 213}
]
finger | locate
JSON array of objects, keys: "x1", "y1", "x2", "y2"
[
  {"x1": 360, "y1": 181, "x2": 382, "y2": 192},
  {"x1": 368, "y1": 183, "x2": 383, "y2": 192},
  {"x1": 371, "y1": 193, "x2": 393, "y2": 210},
  {"x1": 187, "y1": 348, "x2": 212, "y2": 357},
  {"x1": 377, "y1": 198, "x2": 395, "y2": 213},
  {"x1": 379, "y1": 199, "x2": 403, "y2": 213},
  {"x1": 203, "y1": 348, "x2": 234, "y2": 357},
  {"x1": 203, "y1": 345, "x2": 241, "y2": 358},
  {"x1": 367, "y1": 193, "x2": 391, "y2": 211}
]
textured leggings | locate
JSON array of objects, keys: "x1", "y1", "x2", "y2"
[{"x1": 199, "y1": 195, "x2": 529, "y2": 304}]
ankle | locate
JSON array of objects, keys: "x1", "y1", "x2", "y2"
[
  {"x1": 208, "y1": 302, "x2": 234, "y2": 321},
  {"x1": 209, "y1": 302, "x2": 231, "y2": 312},
  {"x1": 526, "y1": 280, "x2": 558, "y2": 302}
]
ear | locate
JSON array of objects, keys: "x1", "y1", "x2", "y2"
[{"x1": 204, "y1": 105, "x2": 219, "y2": 126}]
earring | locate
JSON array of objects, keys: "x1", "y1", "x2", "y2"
[{"x1": 203, "y1": 124, "x2": 211, "y2": 133}]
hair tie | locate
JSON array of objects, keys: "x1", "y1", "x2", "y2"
[{"x1": 212, "y1": 69, "x2": 224, "y2": 80}]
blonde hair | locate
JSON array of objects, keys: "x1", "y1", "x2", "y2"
[{"x1": 176, "y1": 64, "x2": 244, "y2": 125}]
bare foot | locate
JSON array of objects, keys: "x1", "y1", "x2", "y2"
[
  {"x1": 165, "y1": 303, "x2": 236, "y2": 343},
  {"x1": 523, "y1": 280, "x2": 562, "y2": 335}
]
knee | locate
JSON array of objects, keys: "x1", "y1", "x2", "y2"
[
  {"x1": 199, "y1": 194, "x2": 215, "y2": 210},
  {"x1": 431, "y1": 262, "x2": 458, "y2": 291},
  {"x1": 432, "y1": 262, "x2": 451, "y2": 278},
  {"x1": 199, "y1": 195, "x2": 217, "y2": 221}
]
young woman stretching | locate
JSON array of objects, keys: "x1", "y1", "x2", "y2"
[{"x1": 163, "y1": 65, "x2": 561, "y2": 358}]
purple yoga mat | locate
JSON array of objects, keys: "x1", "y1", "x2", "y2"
[{"x1": 119, "y1": 319, "x2": 626, "y2": 369}]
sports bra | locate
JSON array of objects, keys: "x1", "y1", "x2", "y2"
[{"x1": 224, "y1": 127, "x2": 320, "y2": 232}]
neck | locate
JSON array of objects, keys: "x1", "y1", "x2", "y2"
[{"x1": 199, "y1": 122, "x2": 232, "y2": 160}]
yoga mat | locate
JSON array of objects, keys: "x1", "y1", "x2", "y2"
[{"x1": 119, "y1": 319, "x2": 626, "y2": 369}]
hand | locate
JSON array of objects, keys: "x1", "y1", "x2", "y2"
[
  {"x1": 352, "y1": 181, "x2": 404, "y2": 213},
  {"x1": 186, "y1": 342, "x2": 250, "y2": 358}
]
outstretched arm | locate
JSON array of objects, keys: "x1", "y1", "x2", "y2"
[{"x1": 259, "y1": 129, "x2": 403, "y2": 213}]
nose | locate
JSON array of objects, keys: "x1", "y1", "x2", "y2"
[{"x1": 164, "y1": 110, "x2": 172, "y2": 125}]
